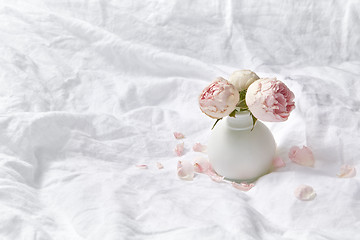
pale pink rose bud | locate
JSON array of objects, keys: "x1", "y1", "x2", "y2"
[
  {"x1": 199, "y1": 77, "x2": 240, "y2": 119},
  {"x1": 245, "y1": 78, "x2": 295, "y2": 122},
  {"x1": 229, "y1": 70, "x2": 259, "y2": 91},
  {"x1": 289, "y1": 146, "x2": 315, "y2": 167}
]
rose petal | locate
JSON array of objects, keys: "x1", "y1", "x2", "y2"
[
  {"x1": 173, "y1": 132, "x2": 185, "y2": 139},
  {"x1": 273, "y1": 156, "x2": 286, "y2": 168},
  {"x1": 193, "y1": 157, "x2": 211, "y2": 173},
  {"x1": 202, "y1": 165, "x2": 224, "y2": 183},
  {"x1": 136, "y1": 164, "x2": 148, "y2": 169},
  {"x1": 175, "y1": 142, "x2": 184, "y2": 156},
  {"x1": 289, "y1": 146, "x2": 315, "y2": 167},
  {"x1": 337, "y1": 165, "x2": 356, "y2": 178},
  {"x1": 193, "y1": 143, "x2": 207, "y2": 153},
  {"x1": 231, "y1": 182, "x2": 255, "y2": 191},
  {"x1": 294, "y1": 185, "x2": 316, "y2": 201},
  {"x1": 156, "y1": 162, "x2": 164, "y2": 169},
  {"x1": 177, "y1": 160, "x2": 194, "y2": 181},
  {"x1": 209, "y1": 174, "x2": 225, "y2": 183}
]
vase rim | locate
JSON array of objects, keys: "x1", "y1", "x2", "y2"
[
  {"x1": 235, "y1": 110, "x2": 250, "y2": 117},
  {"x1": 227, "y1": 110, "x2": 253, "y2": 130}
]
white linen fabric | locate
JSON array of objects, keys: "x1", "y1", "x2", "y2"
[{"x1": 0, "y1": 0, "x2": 359, "y2": 239}]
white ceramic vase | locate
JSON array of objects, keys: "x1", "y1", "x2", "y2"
[{"x1": 208, "y1": 111, "x2": 276, "y2": 182}]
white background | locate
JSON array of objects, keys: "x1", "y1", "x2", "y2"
[{"x1": 0, "y1": 0, "x2": 359, "y2": 239}]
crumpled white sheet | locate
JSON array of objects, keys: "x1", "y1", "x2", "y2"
[{"x1": 0, "y1": 0, "x2": 359, "y2": 239}]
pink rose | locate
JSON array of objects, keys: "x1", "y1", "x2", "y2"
[
  {"x1": 199, "y1": 77, "x2": 239, "y2": 119},
  {"x1": 245, "y1": 78, "x2": 295, "y2": 122},
  {"x1": 288, "y1": 146, "x2": 315, "y2": 167}
]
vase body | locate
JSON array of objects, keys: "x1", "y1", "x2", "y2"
[{"x1": 208, "y1": 111, "x2": 276, "y2": 182}]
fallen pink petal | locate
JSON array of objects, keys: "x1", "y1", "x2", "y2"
[
  {"x1": 175, "y1": 142, "x2": 184, "y2": 156},
  {"x1": 231, "y1": 182, "x2": 255, "y2": 191},
  {"x1": 193, "y1": 143, "x2": 207, "y2": 153},
  {"x1": 177, "y1": 160, "x2": 194, "y2": 181},
  {"x1": 209, "y1": 174, "x2": 225, "y2": 183},
  {"x1": 173, "y1": 132, "x2": 185, "y2": 139},
  {"x1": 156, "y1": 162, "x2": 164, "y2": 169},
  {"x1": 273, "y1": 156, "x2": 286, "y2": 168},
  {"x1": 289, "y1": 146, "x2": 315, "y2": 167},
  {"x1": 337, "y1": 165, "x2": 356, "y2": 178},
  {"x1": 193, "y1": 157, "x2": 211, "y2": 173},
  {"x1": 294, "y1": 185, "x2": 316, "y2": 201},
  {"x1": 136, "y1": 164, "x2": 148, "y2": 169}
]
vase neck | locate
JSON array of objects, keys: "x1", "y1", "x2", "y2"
[{"x1": 226, "y1": 111, "x2": 253, "y2": 130}]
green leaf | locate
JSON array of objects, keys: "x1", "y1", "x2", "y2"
[
  {"x1": 239, "y1": 89, "x2": 247, "y2": 101},
  {"x1": 237, "y1": 89, "x2": 248, "y2": 109},
  {"x1": 229, "y1": 109, "x2": 237, "y2": 118},
  {"x1": 211, "y1": 118, "x2": 222, "y2": 130},
  {"x1": 236, "y1": 99, "x2": 247, "y2": 108},
  {"x1": 250, "y1": 113, "x2": 257, "y2": 131}
]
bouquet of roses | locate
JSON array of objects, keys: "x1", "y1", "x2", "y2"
[{"x1": 198, "y1": 70, "x2": 296, "y2": 129}]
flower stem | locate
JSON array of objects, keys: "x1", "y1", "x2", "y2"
[{"x1": 211, "y1": 118, "x2": 222, "y2": 130}]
